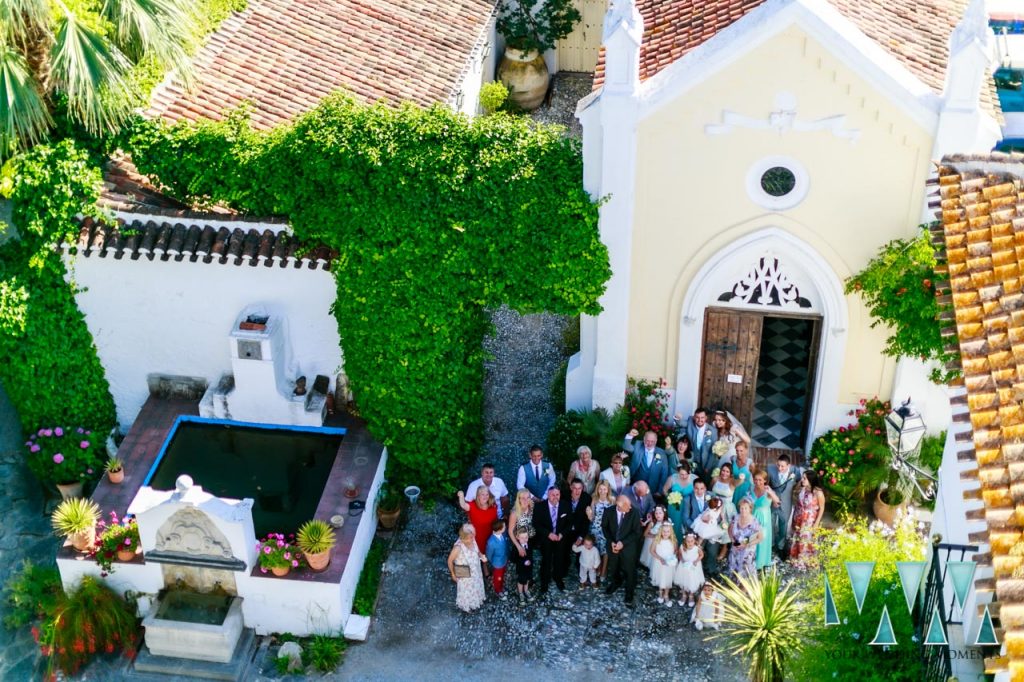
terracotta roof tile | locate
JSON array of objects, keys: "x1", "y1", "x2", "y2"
[
  {"x1": 148, "y1": 0, "x2": 497, "y2": 129},
  {"x1": 73, "y1": 216, "x2": 335, "y2": 269},
  {"x1": 938, "y1": 153, "x2": 1024, "y2": 678},
  {"x1": 592, "y1": 0, "x2": 998, "y2": 118}
]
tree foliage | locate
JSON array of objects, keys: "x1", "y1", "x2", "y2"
[
  {"x1": 128, "y1": 94, "x2": 610, "y2": 494},
  {"x1": 0, "y1": 139, "x2": 116, "y2": 434}
]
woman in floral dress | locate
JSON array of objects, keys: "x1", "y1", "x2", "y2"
[
  {"x1": 508, "y1": 488, "x2": 536, "y2": 553},
  {"x1": 586, "y1": 479, "x2": 616, "y2": 579},
  {"x1": 448, "y1": 524, "x2": 487, "y2": 612},
  {"x1": 790, "y1": 470, "x2": 826, "y2": 569},
  {"x1": 728, "y1": 497, "x2": 762, "y2": 578}
]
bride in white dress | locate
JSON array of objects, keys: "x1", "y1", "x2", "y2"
[{"x1": 711, "y1": 410, "x2": 751, "y2": 468}]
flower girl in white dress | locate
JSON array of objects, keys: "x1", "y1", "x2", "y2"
[
  {"x1": 674, "y1": 532, "x2": 705, "y2": 607},
  {"x1": 649, "y1": 524, "x2": 679, "y2": 605}
]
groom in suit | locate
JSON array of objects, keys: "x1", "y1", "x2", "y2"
[
  {"x1": 622, "y1": 429, "x2": 670, "y2": 495},
  {"x1": 532, "y1": 486, "x2": 572, "y2": 593},
  {"x1": 602, "y1": 494, "x2": 643, "y2": 606},
  {"x1": 675, "y1": 407, "x2": 716, "y2": 481}
]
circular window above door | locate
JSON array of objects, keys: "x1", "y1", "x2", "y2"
[{"x1": 746, "y1": 157, "x2": 809, "y2": 210}]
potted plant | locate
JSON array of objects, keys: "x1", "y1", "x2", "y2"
[
  {"x1": 296, "y1": 519, "x2": 337, "y2": 572},
  {"x1": 376, "y1": 485, "x2": 402, "y2": 529},
  {"x1": 51, "y1": 497, "x2": 100, "y2": 551},
  {"x1": 94, "y1": 511, "x2": 140, "y2": 573},
  {"x1": 105, "y1": 457, "x2": 124, "y2": 484},
  {"x1": 257, "y1": 532, "x2": 300, "y2": 577},
  {"x1": 25, "y1": 427, "x2": 103, "y2": 499},
  {"x1": 496, "y1": 0, "x2": 581, "y2": 110},
  {"x1": 873, "y1": 470, "x2": 910, "y2": 527}
]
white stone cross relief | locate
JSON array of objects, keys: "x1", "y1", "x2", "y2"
[
  {"x1": 719, "y1": 255, "x2": 811, "y2": 309},
  {"x1": 705, "y1": 92, "x2": 860, "y2": 142}
]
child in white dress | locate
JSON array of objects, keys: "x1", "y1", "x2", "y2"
[
  {"x1": 640, "y1": 505, "x2": 668, "y2": 570},
  {"x1": 572, "y1": 535, "x2": 601, "y2": 588},
  {"x1": 691, "y1": 497, "x2": 729, "y2": 543},
  {"x1": 691, "y1": 582, "x2": 724, "y2": 630},
  {"x1": 649, "y1": 524, "x2": 679, "y2": 605},
  {"x1": 673, "y1": 532, "x2": 705, "y2": 607}
]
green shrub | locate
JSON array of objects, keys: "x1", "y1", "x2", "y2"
[
  {"x1": 790, "y1": 515, "x2": 927, "y2": 681},
  {"x1": 2, "y1": 561, "x2": 62, "y2": 630},
  {"x1": 479, "y1": 81, "x2": 509, "y2": 115},
  {"x1": 127, "y1": 94, "x2": 609, "y2": 496},
  {"x1": 303, "y1": 634, "x2": 346, "y2": 672},
  {"x1": 353, "y1": 538, "x2": 387, "y2": 616}
]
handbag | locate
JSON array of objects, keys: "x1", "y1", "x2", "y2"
[{"x1": 453, "y1": 563, "x2": 471, "y2": 579}]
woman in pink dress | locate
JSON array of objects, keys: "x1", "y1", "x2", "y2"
[
  {"x1": 789, "y1": 470, "x2": 825, "y2": 569},
  {"x1": 457, "y1": 487, "x2": 498, "y2": 554}
]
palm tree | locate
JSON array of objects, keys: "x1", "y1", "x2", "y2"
[
  {"x1": 710, "y1": 569, "x2": 805, "y2": 682},
  {"x1": 0, "y1": 0, "x2": 195, "y2": 156}
]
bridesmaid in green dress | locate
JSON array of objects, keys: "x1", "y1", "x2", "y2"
[
  {"x1": 751, "y1": 469, "x2": 780, "y2": 570},
  {"x1": 664, "y1": 461, "x2": 694, "y2": 540}
]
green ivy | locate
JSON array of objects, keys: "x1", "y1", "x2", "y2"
[
  {"x1": 128, "y1": 94, "x2": 610, "y2": 494},
  {"x1": 845, "y1": 225, "x2": 957, "y2": 383},
  {"x1": 0, "y1": 141, "x2": 116, "y2": 435}
]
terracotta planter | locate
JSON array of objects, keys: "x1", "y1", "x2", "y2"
[
  {"x1": 873, "y1": 488, "x2": 907, "y2": 527},
  {"x1": 108, "y1": 469, "x2": 125, "y2": 484},
  {"x1": 117, "y1": 548, "x2": 136, "y2": 562},
  {"x1": 377, "y1": 507, "x2": 401, "y2": 530},
  {"x1": 56, "y1": 481, "x2": 84, "y2": 500},
  {"x1": 497, "y1": 48, "x2": 550, "y2": 111},
  {"x1": 271, "y1": 565, "x2": 290, "y2": 577},
  {"x1": 304, "y1": 549, "x2": 331, "y2": 572},
  {"x1": 69, "y1": 527, "x2": 95, "y2": 552}
]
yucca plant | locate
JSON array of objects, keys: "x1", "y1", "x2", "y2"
[
  {"x1": 104, "y1": 456, "x2": 122, "y2": 473},
  {"x1": 710, "y1": 568, "x2": 804, "y2": 682},
  {"x1": 297, "y1": 519, "x2": 336, "y2": 555},
  {"x1": 51, "y1": 496, "x2": 99, "y2": 537},
  {"x1": 0, "y1": 0, "x2": 198, "y2": 157}
]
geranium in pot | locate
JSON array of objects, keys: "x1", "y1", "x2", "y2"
[
  {"x1": 94, "y1": 511, "x2": 141, "y2": 573},
  {"x1": 496, "y1": 0, "x2": 581, "y2": 110},
  {"x1": 25, "y1": 427, "x2": 103, "y2": 499},
  {"x1": 257, "y1": 532, "x2": 300, "y2": 577},
  {"x1": 296, "y1": 519, "x2": 337, "y2": 572},
  {"x1": 51, "y1": 497, "x2": 100, "y2": 552}
]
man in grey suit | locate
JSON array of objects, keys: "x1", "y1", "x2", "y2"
[
  {"x1": 674, "y1": 407, "x2": 716, "y2": 482},
  {"x1": 767, "y1": 453, "x2": 802, "y2": 558},
  {"x1": 624, "y1": 480, "x2": 655, "y2": 524},
  {"x1": 622, "y1": 429, "x2": 670, "y2": 494}
]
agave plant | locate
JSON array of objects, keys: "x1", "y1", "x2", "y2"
[
  {"x1": 104, "y1": 456, "x2": 122, "y2": 473},
  {"x1": 0, "y1": 0, "x2": 197, "y2": 156},
  {"x1": 709, "y1": 568, "x2": 804, "y2": 682},
  {"x1": 51, "y1": 496, "x2": 99, "y2": 536},
  {"x1": 296, "y1": 519, "x2": 336, "y2": 555}
]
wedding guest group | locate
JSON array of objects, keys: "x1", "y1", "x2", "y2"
[{"x1": 448, "y1": 414, "x2": 824, "y2": 616}]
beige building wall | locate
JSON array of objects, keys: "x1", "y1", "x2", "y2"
[{"x1": 626, "y1": 25, "x2": 933, "y2": 405}]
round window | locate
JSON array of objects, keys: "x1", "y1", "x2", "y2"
[{"x1": 760, "y1": 167, "x2": 796, "y2": 197}]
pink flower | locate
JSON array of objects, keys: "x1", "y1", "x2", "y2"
[
  {"x1": 847, "y1": 450, "x2": 854, "y2": 455},
  {"x1": 53, "y1": 453, "x2": 64, "y2": 464},
  {"x1": 37, "y1": 429, "x2": 46, "y2": 436},
  {"x1": 30, "y1": 444, "x2": 40, "y2": 453},
  {"x1": 284, "y1": 552, "x2": 292, "y2": 560},
  {"x1": 43, "y1": 429, "x2": 52, "y2": 437},
  {"x1": 77, "y1": 428, "x2": 84, "y2": 434},
  {"x1": 291, "y1": 560, "x2": 299, "y2": 567},
  {"x1": 86, "y1": 468, "x2": 93, "y2": 474},
  {"x1": 830, "y1": 477, "x2": 837, "y2": 484},
  {"x1": 263, "y1": 546, "x2": 271, "y2": 554},
  {"x1": 80, "y1": 441, "x2": 90, "y2": 449},
  {"x1": 276, "y1": 540, "x2": 285, "y2": 548},
  {"x1": 260, "y1": 567, "x2": 268, "y2": 574},
  {"x1": 124, "y1": 538, "x2": 132, "y2": 546},
  {"x1": 54, "y1": 427, "x2": 63, "y2": 437}
]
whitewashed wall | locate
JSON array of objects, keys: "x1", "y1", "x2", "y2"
[
  {"x1": 455, "y1": 15, "x2": 498, "y2": 116},
  {"x1": 65, "y1": 236, "x2": 343, "y2": 430}
]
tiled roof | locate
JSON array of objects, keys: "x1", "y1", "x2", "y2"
[
  {"x1": 593, "y1": 0, "x2": 987, "y2": 108},
  {"x1": 148, "y1": 0, "x2": 496, "y2": 129},
  {"x1": 936, "y1": 153, "x2": 1024, "y2": 679},
  {"x1": 73, "y1": 216, "x2": 334, "y2": 269}
]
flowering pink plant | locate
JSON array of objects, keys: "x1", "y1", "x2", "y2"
[
  {"x1": 256, "y1": 532, "x2": 301, "y2": 572},
  {"x1": 24, "y1": 426, "x2": 103, "y2": 486},
  {"x1": 92, "y1": 511, "x2": 140, "y2": 574}
]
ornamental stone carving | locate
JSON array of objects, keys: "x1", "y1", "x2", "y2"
[
  {"x1": 155, "y1": 507, "x2": 234, "y2": 560},
  {"x1": 717, "y1": 256, "x2": 812, "y2": 309}
]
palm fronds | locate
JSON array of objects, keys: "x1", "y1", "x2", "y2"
[
  {"x1": 709, "y1": 568, "x2": 805, "y2": 682},
  {"x1": 0, "y1": 44, "x2": 52, "y2": 154},
  {"x1": 101, "y1": 0, "x2": 195, "y2": 81}
]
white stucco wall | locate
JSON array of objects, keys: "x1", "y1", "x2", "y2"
[
  {"x1": 65, "y1": 231, "x2": 343, "y2": 430},
  {"x1": 455, "y1": 15, "x2": 498, "y2": 116}
]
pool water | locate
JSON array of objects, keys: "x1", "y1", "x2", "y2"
[
  {"x1": 155, "y1": 591, "x2": 232, "y2": 626},
  {"x1": 148, "y1": 420, "x2": 343, "y2": 536}
]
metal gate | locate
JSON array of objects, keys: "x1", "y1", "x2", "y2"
[
  {"x1": 916, "y1": 541, "x2": 978, "y2": 681},
  {"x1": 556, "y1": 0, "x2": 607, "y2": 73}
]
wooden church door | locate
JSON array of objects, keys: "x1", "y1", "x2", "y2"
[{"x1": 698, "y1": 308, "x2": 763, "y2": 429}]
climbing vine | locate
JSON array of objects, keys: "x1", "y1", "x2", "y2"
[
  {"x1": 845, "y1": 225, "x2": 957, "y2": 384},
  {"x1": 0, "y1": 141, "x2": 117, "y2": 433},
  {"x1": 128, "y1": 94, "x2": 610, "y2": 494}
]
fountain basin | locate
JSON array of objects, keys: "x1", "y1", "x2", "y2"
[{"x1": 142, "y1": 592, "x2": 243, "y2": 663}]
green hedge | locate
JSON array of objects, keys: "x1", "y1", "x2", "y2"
[{"x1": 127, "y1": 95, "x2": 610, "y2": 494}]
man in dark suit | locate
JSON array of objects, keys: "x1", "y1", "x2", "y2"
[
  {"x1": 602, "y1": 494, "x2": 643, "y2": 606},
  {"x1": 674, "y1": 407, "x2": 716, "y2": 481},
  {"x1": 623, "y1": 429, "x2": 670, "y2": 494},
  {"x1": 532, "y1": 486, "x2": 572, "y2": 593},
  {"x1": 624, "y1": 480, "x2": 655, "y2": 524},
  {"x1": 565, "y1": 479, "x2": 593, "y2": 578}
]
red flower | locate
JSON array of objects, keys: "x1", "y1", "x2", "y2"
[{"x1": 838, "y1": 426, "x2": 845, "y2": 433}]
